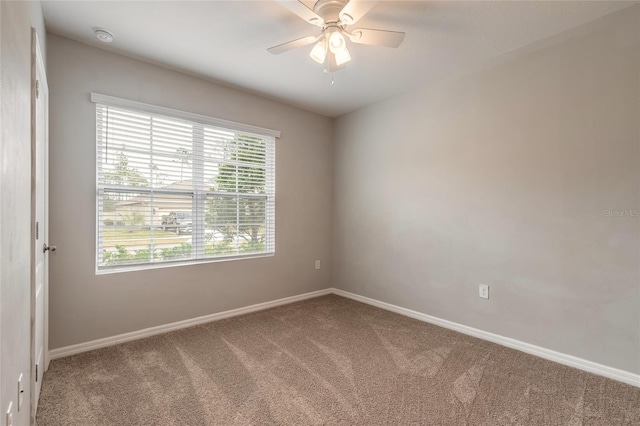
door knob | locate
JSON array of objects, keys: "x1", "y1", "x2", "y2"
[{"x1": 43, "y1": 244, "x2": 57, "y2": 253}]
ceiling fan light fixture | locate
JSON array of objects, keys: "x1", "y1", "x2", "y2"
[
  {"x1": 328, "y1": 31, "x2": 346, "y2": 53},
  {"x1": 334, "y1": 46, "x2": 352, "y2": 66},
  {"x1": 309, "y1": 39, "x2": 328, "y2": 64},
  {"x1": 269, "y1": 0, "x2": 405, "y2": 74}
]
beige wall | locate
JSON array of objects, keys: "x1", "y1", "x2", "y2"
[
  {"x1": 47, "y1": 34, "x2": 333, "y2": 349},
  {"x1": 1, "y1": 2, "x2": 34, "y2": 424},
  {"x1": 333, "y1": 7, "x2": 640, "y2": 374}
]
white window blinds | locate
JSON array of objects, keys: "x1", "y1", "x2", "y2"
[{"x1": 94, "y1": 95, "x2": 276, "y2": 271}]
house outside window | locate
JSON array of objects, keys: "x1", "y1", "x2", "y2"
[{"x1": 93, "y1": 93, "x2": 278, "y2": 273}]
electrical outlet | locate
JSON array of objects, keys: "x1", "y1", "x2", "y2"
[
  {"x1": 315, "y1": 260, "x2": 321, "y2": 270},
  {"x1": 479, "y1": 284, "x2": 489, "y2": 299}
]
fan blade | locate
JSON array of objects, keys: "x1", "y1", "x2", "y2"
[
  {"x1": 268, "y1": 35, "x2": 319, "y2": 55},
  {"x1": 339, "y1": 0, "x2": 378, "y2": 25},
  {"x1": 347, "y1": 28, "x2": 405, "y2": 48},
  {"x1": 277, "y1": 1, "x2": 324, "y2": 26}
]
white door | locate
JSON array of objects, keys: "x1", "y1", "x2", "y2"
[{"x1": 32, "y1": 30, "x2": 49, "y2": 415}]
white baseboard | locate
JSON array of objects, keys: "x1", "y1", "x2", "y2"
[
  {"x1": 49, "y1": 286, "x2": 639, "y2": 388},
  {"x1": 332, "y1": 288, "x2": 640, "y2": 388},
  {"x1": 49, "y1": 288, "x2": 332, "y2": 360}
]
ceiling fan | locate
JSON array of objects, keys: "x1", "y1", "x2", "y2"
[{"x1": 268, "y1": 0, "x2": 405, "y2": 72}]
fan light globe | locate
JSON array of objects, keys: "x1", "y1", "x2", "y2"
[
  {"x1": 334, "y1": 47, "x2": 352, "y2": 66},
  {"x1": 309, "y1": 40, "x2": 327, "y2": 64},
  {"x1": 328, "y1": 31, "x2": 346, "y2": 53}
]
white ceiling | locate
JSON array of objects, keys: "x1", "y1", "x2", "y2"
[{"x1": 42, "y1": 1, "x2": 635, "y2": 117}]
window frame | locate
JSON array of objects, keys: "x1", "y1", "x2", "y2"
[{"x1": 92, "y1": 93, "x2": 280, "y2": 274}]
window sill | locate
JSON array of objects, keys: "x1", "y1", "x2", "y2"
[{"x1": 95, "y1": 252, "x2": 275, "y2": 275}]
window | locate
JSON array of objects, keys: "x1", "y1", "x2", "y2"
[{"x1": 93, "y1": 93, "x2": 278, "y2": 272}]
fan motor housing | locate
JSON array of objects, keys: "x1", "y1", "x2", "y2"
[{"x1": 314, "y1": 0, "x2": 349, "y2": 24}]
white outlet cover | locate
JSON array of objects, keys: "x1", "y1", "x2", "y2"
[
  {"x1": 315, "y1": 260, "x2": 321, "y2": 270},
  {"x1": 479, "y1": 284, "x2": 490, "y2": 299}
]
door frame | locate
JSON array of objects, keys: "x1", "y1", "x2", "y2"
[{"x1": 30, "y1": 28, "x2": 49, "y2": 419}]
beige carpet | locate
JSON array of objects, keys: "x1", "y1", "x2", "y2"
[{"x1": 37, "y1": 295, "x2": 639, "y2": 425}]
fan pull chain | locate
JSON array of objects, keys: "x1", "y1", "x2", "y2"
[{"x1": 322, "y1": 68, "x2": 336, "y2": 86}]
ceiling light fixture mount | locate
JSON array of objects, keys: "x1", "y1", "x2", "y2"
[
  {"x1": 268, "y1": 0, "x2": 405, "y2": 74},
  {"x1": 94, "y1": 28, "x2": 114, "y2": 43}
]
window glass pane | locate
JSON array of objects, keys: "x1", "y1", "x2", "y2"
[
  {"x1": 205, "y1": 195, "x2": 266, "y2": 255},
  {"x1": 96, "y1": 102, "x2": 275, "y2": 271},
  {"x1": 99, "y1": 190, "x2": 195, "y2": 266}
]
